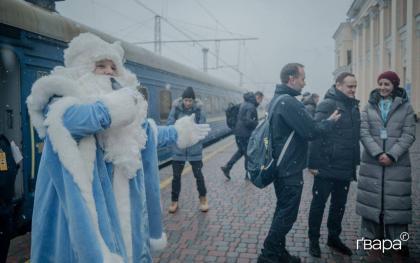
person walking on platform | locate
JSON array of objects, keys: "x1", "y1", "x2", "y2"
[
  {"x1": 220, "y1": 91, "x2": 263, "y2": 180},
  {"x1": 167, "y1": 87, "x2": 209, "y2": 213},
  {"x1": 356, "y1": 71, "x2": 416, "y2": 262},
  {"x1": 257, "y1": 63, "x2": 341, "y2": 263},
  {"x1": 307, "y1": 72, "x2": 360, "y2": 258}
]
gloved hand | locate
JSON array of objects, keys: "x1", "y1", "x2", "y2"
[
  {"x1": 174, "y1": 114, "x2": 211, "y2": 149},
  {"x1": 100, "y1": 87, "x2": 141, "y2": 127}
]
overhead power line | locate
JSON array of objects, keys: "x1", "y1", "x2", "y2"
[
  {"x1": 133, "y1": 37, "x2": 258, "y2": 44},
  {"x1": 130, "y1": 0, "x2": 259, "y2": 87}
]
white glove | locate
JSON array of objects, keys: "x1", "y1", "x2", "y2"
[
  {"x1": 174, "y1": 114, "x2": 211, "y2": 149},
  {"x1": 100, "y1": 87, "x2": 140, "y2": 128}
]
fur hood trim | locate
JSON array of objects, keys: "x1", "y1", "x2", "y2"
[
  {"x1": 172, "y1": 97, "x2": 203, "y2": 109},
  {"x1": 64, "y1": 33, "x2": 125, "y2": 76}
]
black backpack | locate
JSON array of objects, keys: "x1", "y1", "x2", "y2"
[
  {"x1": 246, "y1": 95, "x2": 295, "y2": 188},
  {"x1": 225, "y1": 103, "x2": 240, "y2": 129},
  {"x1": 0, "y1": 134, "x2": 17, "y2": 201}
]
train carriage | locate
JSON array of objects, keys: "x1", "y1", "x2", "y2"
[{"x1": 0, "y1": 0, "x2": 242, "y2": 229}]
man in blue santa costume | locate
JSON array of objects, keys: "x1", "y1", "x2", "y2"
[{"x1": 26, "y1": 32, "x2": 210, "y2": 263}]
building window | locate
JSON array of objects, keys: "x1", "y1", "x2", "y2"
[
  {"x1": 347, "y1": 50, "x2": 352, "y2": 65},
  {"x1": 159, "y1": 89, "x2": 172, "y2": 123}
]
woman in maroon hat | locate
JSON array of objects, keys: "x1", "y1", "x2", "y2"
[{"x1": 356, "y1": 71, "x2": 416, "y2": 262}]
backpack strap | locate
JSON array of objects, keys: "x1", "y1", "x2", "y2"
[
  {"x1": 265, "y1": 95, "x2": 295, "y2": 167},
  {"x1": 276, "y1": 131, "x2": 295, "y2": 166}
]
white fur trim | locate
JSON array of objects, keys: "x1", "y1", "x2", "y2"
[
  {"x1": 44, "y1": 97, "x2": 123, "y2": 262},
  {"x1": 150, "y1": 233, "x2": 167, "y2": 252},
  {"x1": 113, "y1": 168, "x2": 133, "y2": 262},
  {"x1": 147, "y1": 118, "x2": 158, "y2": 144},
  {"x1": 26, "y1": 75, "x2": 80, "y2": 138},
  {"x1": 174, "y1": 115, "x2": 194, "y2": 149},
  {"x1": 64, "y1": 33, "x2": 125, "y2": 76},
  {"x1": 99, "y1": 88, "x2": 137, "y2": 128}
]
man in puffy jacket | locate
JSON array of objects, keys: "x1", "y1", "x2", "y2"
[
  {"x1": 257, "y1": 63, "x2": 340, "y2": 263},
  {"x1": 220, "y1": 91, "x2": 263, "y2": 180},
  {"x1": 166, "y1": 87, "x2": 209, "y2": 213},
  {"x1": 307, "y1": 72, "x2": 360, "y2": 258}
]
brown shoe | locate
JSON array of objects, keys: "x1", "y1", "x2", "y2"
[
  {"x1": 168, "y1": 201, "x2": 178, "y2": 213},
  {"x1": 199, "y1": 196, "x2": 209, "y2": 212}
]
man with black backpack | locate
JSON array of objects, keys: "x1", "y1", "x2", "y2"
[
  {"x1": 221, "y1": 91, "x2": 263, "y2": 180},
  {"x1": 257, "y1": 63, "x2": 340, "y2": 263}
]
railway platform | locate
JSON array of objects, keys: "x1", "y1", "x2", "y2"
[{"x1": 7, "y1": 130, "x2": 420, "y2": 262}]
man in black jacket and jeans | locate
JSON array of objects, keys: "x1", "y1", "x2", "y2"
[
  {"x1": 221, "y1": 91, "x2": 263, "y2": 180},
  {"x1": 307, "y1": 72, "x2": 360, "y2": 258},
  {"x1": 257, "y1": 63, "x2": 340, "y2": 263}
]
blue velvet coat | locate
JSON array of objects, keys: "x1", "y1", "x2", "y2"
[{"x1": 31, "y1": 102, "x2": 177, "y2": 263}]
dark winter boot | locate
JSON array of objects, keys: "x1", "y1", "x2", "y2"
[
  {"x1": 309, "y1": 240, "x2": 321, "y2": 258},
  {"x1": 327, "y1": 237, "x2": 353, "y2": 256},
  {"x1": 220, "y1": 166, "x2": 231, "y2": 180},
  {"x1": 279, "y1": 250, "x2": 301, "y2": 263}
]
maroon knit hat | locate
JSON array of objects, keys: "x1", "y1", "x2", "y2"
[{"x1": 377, "y1": 71, "x2": 400, "y2": 88}]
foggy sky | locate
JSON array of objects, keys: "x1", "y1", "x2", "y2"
[{"x1": 57, "y1": 0, "x2": 354, "y2": 98}]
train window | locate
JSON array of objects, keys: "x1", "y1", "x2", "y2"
[{"x1": 159, "y1": 89, "x2": 172, "y2": 123}]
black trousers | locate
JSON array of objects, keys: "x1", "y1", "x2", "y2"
[
  {"x1": 308, "y1": 176, "x2": 350, "y2": 241},
  {"x1": 260, "y1": 173, "x2": 303, "y2": 258},
  {"x1": 225, "y1": 136, "x2": 249, "y2": 172},
  {"x1": 171, "y1": 160, "x2": 207, "y2": 202}
]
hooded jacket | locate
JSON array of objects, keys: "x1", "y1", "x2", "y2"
[
  {"x1": 308, "y1": 86, "x2": 360, "y2": 181},
  {"x1": 234, "y1": 92, "x2": 259, "y2": 138},
  {"x1": 356, "y1": 88, "x2": 416, "y2": 224},
  {"x1": 167, "y1": 98, "x2": 206, "y2": 161},
  {"x1": 270, "y1": 84, "x2": 334, "y2": 177}
]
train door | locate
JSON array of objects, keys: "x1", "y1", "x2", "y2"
[{"x1": 0, "y1": 47, "x2": 23, "y2": 198}]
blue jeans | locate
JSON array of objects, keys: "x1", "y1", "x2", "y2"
[{"x1": 260, "y1": 172, "x2": 303, "y2": 258}]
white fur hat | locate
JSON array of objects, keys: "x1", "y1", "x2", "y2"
[{"x1": 64, "y1": 33, "x2": 125, "y2": 75}]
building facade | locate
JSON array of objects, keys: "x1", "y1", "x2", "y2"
[{"x1": 334, "y1": 0, "x2": 420, "y2": 114}]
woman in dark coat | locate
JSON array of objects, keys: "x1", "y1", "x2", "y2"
[{"x1": 356, "y1": 71, "x2": 416, "y2": 262}]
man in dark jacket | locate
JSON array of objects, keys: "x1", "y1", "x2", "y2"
[
  {"x1": 166, "y1": 86, "x2": 209, "y2": 213},
  {"x1": 220, "y1": 91, "x2": 263, "y2": 180},
  {"x1": 307, "y1": 72, "x2": 360, "y2": 258},
  {"x1": 257, "y1": 63, "x2": 340, "y2": 263}
]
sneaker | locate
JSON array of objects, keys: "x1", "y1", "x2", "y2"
[
  {"x1": 199, "y1": 196, "x2": 209, "y2": 212},
  {"x1": 168, "y1": 201, "x2": 178, "y2": 213},
  {"x1": 327, "y1": 237, "x2": 353, "y2": 256},
  {"x1": 220, "y1": 166, "x2": 231, "y2": 180},
  {"x1": 280, "y1": 250, "x2": 301, "y2": 263},
  {"x1": 309, "y1": 240, "x2": 321, "y2": 258}
]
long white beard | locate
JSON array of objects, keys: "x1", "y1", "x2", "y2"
[{"x1": 80, "y1": 73, "x2": 148, "y2": 179}]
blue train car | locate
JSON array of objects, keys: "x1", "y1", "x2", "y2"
[{"x1": 0, "y1": 0, "x2": 242, "y2": 219}]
